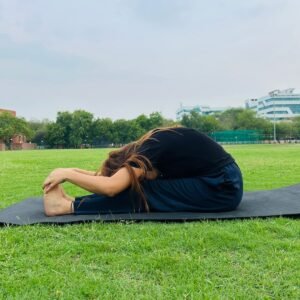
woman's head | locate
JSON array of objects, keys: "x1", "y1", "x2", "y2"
[
  {"x1": 99, "y1": 142, "x2": 139, "y2": 177},
  {"x1": 96, "y1": 140, "x2": 153, "y2": 212},
  {"x1": 97, "y1": 126, "x2": 167, "y2": 177}
]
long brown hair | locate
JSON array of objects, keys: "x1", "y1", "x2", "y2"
[{"x1": 95, "y1": 125, "x2": 182, "y2": 212}]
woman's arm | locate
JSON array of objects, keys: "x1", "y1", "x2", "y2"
[
  {"x1": 67, "y1": 168, "x2": 139, "y2": 196},
  {"x1": 73, "y1": 168, "x2": 97, "y2": 176},
  {"x1": 43, "y1": 167, "x2": 144, "y2": 196}
]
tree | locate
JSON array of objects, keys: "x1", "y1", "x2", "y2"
[
  {"x1": 0, "y1": 113, "x2": 17, "y2": 143},
  {"x1": 92, "y1": 118, "x2": 114, "y2": 146},
  {"x1": 56, "y1": 111, "x2": 73, "y2": 147},
  {"x1": 292, "y1": 116, "x2": 300, "y2": 139},
  {"x1": 162, "y1": 118, "x2": 180, "y2": 127},
  {"x1": 135, "y1": 112, "x2": 166, "y2": 132},
  {"x1": 69, "y1": 110, "x2": 94, "y2": 148},
  {"x1": 181, "y1": 111, "x2": 222, "y2": 133},
  {"x1": 45, "y1": 123, "x2": 65, "y2": 148},
  {"x1": 15, "y1": 117, "x2": 34, "y2": 141},
  {"x1": 0, "y1": 112, "x2": 33, "y2": 144},
  {"x1": 235, "y1": 109, "x2": 272, "y2": 135},
  {"x1": 148, "y1": 112, "x2": 165, "y2": 129},
  {"x1": 218, "y1": 108, "x2": 273, "y2": 137},
  {"x1": 28, "y1": 119, "x2": 50, "y2": 145},
  {"x1": 276, "y1": 122, "x2": 295, "y2": 140},
  {"x1": 111, "y1": 119, "x2": 141, "y2": 145},
  {"x1": 218, "y1": 108, "x2": 245, "y2": 130},
  {"x1": 135, "y1": 114, "x2": 150, "y2": 132},
  {"x1": 47, "y1": 110, "x2": 95, "y2": 148}
]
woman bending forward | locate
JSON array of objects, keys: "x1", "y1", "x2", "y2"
[{"x1": 43, "y1": 127, "x2": 243, "y2": 216}]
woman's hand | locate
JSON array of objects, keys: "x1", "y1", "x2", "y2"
[{"x1": 43, "y1": 168, "x2": 69, "y2": 193}]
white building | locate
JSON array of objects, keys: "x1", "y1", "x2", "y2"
[
  {"x1": 176, "y1": 104, "x2": 229, "y2": 120},
  {"x1": 245, "y1": 88, "x2": 300, "y2": 121}
]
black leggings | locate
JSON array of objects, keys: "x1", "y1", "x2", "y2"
[{"x1": 73, "y1": 162, "x2": 243, "y2": 214}]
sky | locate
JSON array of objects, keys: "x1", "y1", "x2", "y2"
[{"x1": 0, "y1": 0, "x2": 300, "y2": 121}]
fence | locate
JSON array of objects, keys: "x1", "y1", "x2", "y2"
[
  {"x1": 210, "y1": 130, "x2": 264, "y2": 144},
  {"x1": 210, "y1": 130, "x2": 300, "y2": 144}
]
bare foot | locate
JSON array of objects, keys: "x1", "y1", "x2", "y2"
[
  {"x1": 43, "y1": 184, "x2": 74, "y2": 216},
  {"x1": 58, "y1": 185, "x2": 75, "y2": 202}
]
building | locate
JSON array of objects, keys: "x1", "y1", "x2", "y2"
[
  {"x1": 0, "y1": 108, "x2": 36, "y2": 151},
  {"x1": 245, "y1": 88, "x2": 300, "y2": 121},
  {"x1": 176, "y1": 104, "x2": 229, "y2": 120},
  {"x1": 0, "y1": 108, "x2": 16, "y2": 117}
]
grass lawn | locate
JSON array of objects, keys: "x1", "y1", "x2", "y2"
[{"x1": 0, "y1": 145, "x2": 299, "y2": 299}]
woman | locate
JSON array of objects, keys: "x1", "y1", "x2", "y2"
[{"x1": 43, "y1": 126, "x2": 243, "y2": 216}]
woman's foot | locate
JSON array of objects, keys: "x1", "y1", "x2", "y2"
[
  {"x1": 43, "y1": 184, "x2": 74, "y2": 216},
  {"x1": 58, "y1": 185, "x2": 75, "y2": 202}
]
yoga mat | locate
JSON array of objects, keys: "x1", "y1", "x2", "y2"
[{"x1": 0, "y1": 184, "x2": 300, "y2": 226}]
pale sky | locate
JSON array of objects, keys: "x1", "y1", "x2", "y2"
[{"x1": 0, "y1": 0, "x2": 300, "y2": 121}]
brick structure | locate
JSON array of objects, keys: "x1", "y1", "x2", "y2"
[
  {"x1": 0, "y1": 108, "x2": 16, "y2": 117},
  {"x1": 10, "y1": 134, "x2": 36, "y2": 150},
  {"x1": 0, "y1": 108, "x2": 36, "y2": 151}
]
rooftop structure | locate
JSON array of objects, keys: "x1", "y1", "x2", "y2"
[
  {"x1": 245, "y1": 88, "x2": 300, "y2": 121},
  {"x1": 176, "y1": 104, "x2": 229, "y2": 120}
]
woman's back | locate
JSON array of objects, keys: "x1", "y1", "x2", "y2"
[{"x1": 137, "y1": 127, "x2": 234, "y2": 178}]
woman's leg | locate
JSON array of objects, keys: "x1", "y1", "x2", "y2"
[
  {"x1": 44, "y1": 185, "x2": 141, "y2": 216},
  {"x1": 43, "y1": 184, "x2": 74, "y2": 216},
  {"x1": 73, "y1": 188, "x2": 141, "y2": 215},
  {"x1": 142, "y1": 162, "x2": 243, "y2": 212}
]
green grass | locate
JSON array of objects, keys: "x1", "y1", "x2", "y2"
[{"x1": 0, "y1": 145, "x2": 300, "y2": 299}]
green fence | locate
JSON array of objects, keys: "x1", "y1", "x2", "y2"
[{"x1": 210, "y1": 130, "x2": 263, "y2": 144}]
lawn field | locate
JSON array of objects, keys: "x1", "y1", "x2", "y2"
[{"x1": 0, "y1": 145, "x2": 300, "y2": 299}]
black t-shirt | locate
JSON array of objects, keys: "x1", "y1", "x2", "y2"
[{"x1": 134, "y1": 127, "x2": 234, "y2": 179}]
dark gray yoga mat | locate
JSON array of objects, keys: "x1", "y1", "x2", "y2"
[{"x1": 0, "y1": 184, "x2": 300, "y2": 225}]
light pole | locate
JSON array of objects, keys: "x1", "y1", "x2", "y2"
[{"x1": 273, "y1": 99, "x2": 277, "y2": 143}]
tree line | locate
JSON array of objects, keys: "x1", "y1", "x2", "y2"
[
  {"x1": 181, "y1": 109, "x2": 300, "y2": 139},
  {"x1": 1, "y1": 109, "x2": 300, "y2": 148},
  {"x1": 41, "y1": 111, "x2": 176, "y2": 148}
]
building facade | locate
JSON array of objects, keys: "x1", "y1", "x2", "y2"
[
  {"x1": 245, "y1": 88, "x2": 300, "y2": 121},
  {"x1": 176, "y1": 104, "x2": 229, "y2": 120}
]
